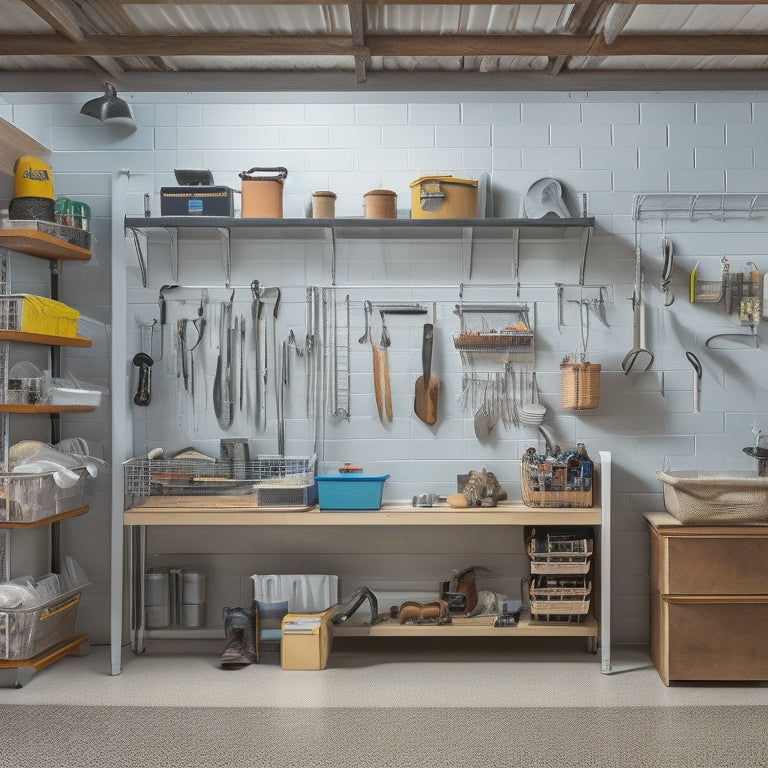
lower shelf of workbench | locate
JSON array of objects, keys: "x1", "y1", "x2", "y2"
[
  {"x1": 138, "y1": 613, "x2": 597, "y2": 641},
  {"x1": 333, "y1": 612, "x2": 597, "y2": 637}
]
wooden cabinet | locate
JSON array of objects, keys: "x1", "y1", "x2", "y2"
[
  {"x1": 645, "y1": 511, "x2": 768, "y2": 685},
  {"x1": 0, "y1": 230, "x2": 95, "y2": 686}
]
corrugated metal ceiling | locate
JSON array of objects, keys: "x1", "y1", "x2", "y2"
[{"x1": 1, "y1": 1, "x2": 768, "y2": 92}]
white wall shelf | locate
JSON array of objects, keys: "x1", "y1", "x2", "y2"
[{"x1": 125, "y1": 216, "x2": 594, "y2": 288}]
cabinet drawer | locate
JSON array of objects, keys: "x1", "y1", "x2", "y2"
[
  {"x1": 662, "y1": 535, "x2": 768, "y2": 594},
  {"x1": 652, "y1": 594, "x2": 768, "y2": 684}
]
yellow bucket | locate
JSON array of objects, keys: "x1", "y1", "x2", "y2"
[
  {"x1": 14, "y1": 156, "x2": 54, "y2": 200},
  {"x1": 409, "y1": 175, "x2": 478, "y2": 219}
]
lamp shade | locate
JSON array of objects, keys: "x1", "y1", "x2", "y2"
[{"x1": 80, "y1": 83, "x2": 135, "y2": 127}]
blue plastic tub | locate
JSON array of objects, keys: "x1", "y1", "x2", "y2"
[{"x1": 315, "y1": 474, "x2": 390, "y2": 510}]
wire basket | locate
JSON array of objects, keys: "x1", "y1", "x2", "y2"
[
  {"x1": 0, "y1": 587, "x2": 84, "y2": 660},
  {"x1": 520, "y1": 461, "x2": 593, "y2": 508},
  {"x1": 529, "y1": 575, "x2": 592, "y2": 616},
  {"x1": 0, "y1": 466, "x2": 90, "y2": 523},
  {"x1": 123, "y1": 454, "x2": 316, "y2": 507},
  {"x1": 453, "y1": 330, "x2": 534, "y2": 350},
  {"x1": 560, "y1": 361, "x2": 600, "y2": 410},
  {"x1": 527, "y1": 536, "x2": 593, "y2": 575},
  {"x1": 3, "y1": 376, "x2": 44, "y2": 405}
]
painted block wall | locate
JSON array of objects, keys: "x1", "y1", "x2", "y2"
[{"x1": 3, "y1": 91, "x2": 768, "y2": 646}]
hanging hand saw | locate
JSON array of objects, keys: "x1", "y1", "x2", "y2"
[{"x1": 213, "y1": 290, "x2": 235, "y2": 429}]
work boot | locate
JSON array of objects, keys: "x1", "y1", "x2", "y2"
[{"x1": 220, "y1": 606, "x2": 258, "y2": 669}]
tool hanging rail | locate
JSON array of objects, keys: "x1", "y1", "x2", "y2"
[{"x1": 633, "y1": 193, "x2": 768, "y2": 222}]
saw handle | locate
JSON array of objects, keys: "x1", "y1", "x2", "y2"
[{"x1": 133, "y1": 352, "x2": 153, "y2": 406}]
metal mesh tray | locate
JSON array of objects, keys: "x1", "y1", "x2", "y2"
[
  {"x1": 3, "y1": 219, "x2": 91, "y2": 250},
  {"x1": 123, "y1": 454, "x2": 316, "y2": 507}
]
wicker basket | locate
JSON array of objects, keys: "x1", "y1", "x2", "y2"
[
  {"x1": 656, "y1": 469, "x2": 768, "y2": 524},
  {"x1": 527, "y1": 537, "x2": 593, "y2": 575},
  {"x1": 520, "y1": 461, "x2": 593, "y2": 508},
  {"x1": 529, "y1": 575, "x2": 592, "y2": 616},
  {"x1": 560, "y1": 361, "x2": 600, "y2": 410},
  {"x1": 453, "y1": 330, "x2": 533, "y2": 349}
]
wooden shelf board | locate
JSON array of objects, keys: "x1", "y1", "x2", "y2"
[
  {"x1": 0, "y1": 329, "x2": 92, "y2": 347},
  {"x1": 0, "y1": 504, "x2": 89, "y2": 529},
  {"x1": 0, "y1": 403, "x2": 97, "y2": 414},
  {"x1": 335, "y1": 613, "x2": 598, "y2": 638},
  {"x1": 0, "y1": 230, "x2": 91, "y2": 261},
  {"x1": 123, "y1": 500, "x2": 602, "y2": 527},
  {"x1": 643, "y1": 511, "x2": 768, "y2": 536},
  {"x1": 0, "y1": 118, "x2": 50, "y2": 177}
]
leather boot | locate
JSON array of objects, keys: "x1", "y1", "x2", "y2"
[
  {"x1": 453, "y1": 566, "x2": 479, "y2": 614},
  {"x1": 220, "y1": 606, "x2": 259, "y2": 669}
]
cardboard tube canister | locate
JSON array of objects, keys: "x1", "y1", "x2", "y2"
[
  {"x1": 239, "y1": 166, "x2": 287, "y2": 218},
  {"x1": 364, "y1": 189, "x2": 397, "y2": 219}
]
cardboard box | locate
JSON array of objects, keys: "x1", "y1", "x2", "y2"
[
  {"x1": 280, "y1": 606, "x2": 336, "y2": 670},
  {"x1": 160, "y1": 186, "x2": 234, "y2": 216}
]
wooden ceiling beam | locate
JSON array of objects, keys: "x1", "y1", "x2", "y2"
[
  {"x1": 4, "y1": 32, "x2": 768, "y2": 59},
  {"x1": 113, "y1": 0, "x2": 768, "y2": 4},
  {"x1": 18, "y1": 0, "x2": 85, "y2": 41},
  {"x1": 0, "y1": 34, "x2": 366, "y2": 57},
  {"x1": 367, "y1": 33, "x2": 768, "y2": 58},
  {"x1": 86, "y1": 0, "x2": 171, "y2": 71},
  {"x1": 348, "y1": 0, "x2": 369, "y2": 82}
]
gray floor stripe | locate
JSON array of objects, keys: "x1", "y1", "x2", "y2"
[{"x1": 1, "y1": 705, "x2": 766, "y2": 768}]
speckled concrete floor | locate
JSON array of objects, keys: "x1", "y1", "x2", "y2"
[
  {"x1": 2, "y1": 637, "x2": 766, "y2": 707},
  {"x1": 2, "y1": 640, "x2": 767, "y2": 768}
]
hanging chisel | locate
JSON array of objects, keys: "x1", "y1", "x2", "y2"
[
  {"x1": 158, "y1": 283, "x2": 179, "y2": 360},
  {"x1": 251, "y1": 280, "x2": 262, "y2": 425},
  {"x1": 239, "y1": 314, "x2": 246, "y2": 411},
  {"x1": 176, "y1": 318, "x2": 189, "y2": 391},
  {"x1": 214, "y1": 290, "x2": 235, "y2": 429}
]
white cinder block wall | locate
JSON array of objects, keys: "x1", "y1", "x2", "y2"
[{"x1": 3, "y1": 91, "x2": 768, "y2": 646}]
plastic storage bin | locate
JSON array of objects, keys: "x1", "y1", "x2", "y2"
[
  {"x1": 0, "y1": 294, "x2": 79, "y2": 337},
  {"x1": 0, "y1": 587, "x2": 83, "y2": 660},
  {"x1": 316, "y1": 474, "x2": 390, "y2": 510},
  {"x1": 0, "y1": 465, "x2": 89, "y2": 523}
]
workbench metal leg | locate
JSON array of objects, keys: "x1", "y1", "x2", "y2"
[
  {"x1": 130, "y1": 525, "x2": 147, "y2": 654},
  {"x1": 599, "y1": 450, "x2": 612, "y2": 674}
]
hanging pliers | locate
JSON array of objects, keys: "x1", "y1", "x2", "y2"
[
  {"x1": 660, "y1": 237, "x2": 674, "y2": 306},
  {"x1": 685, "y1": 350, "x2": 702, "y2": 413},
  {"x1": 189, "y1": 288, "x2": 208, "y2": 351}
]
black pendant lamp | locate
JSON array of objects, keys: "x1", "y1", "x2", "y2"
[{"x1": 80, "y1": 82, "x2": 135, "y2": 127}]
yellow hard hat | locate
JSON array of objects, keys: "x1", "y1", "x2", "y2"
[{"x1": 14, "y1": 155, "x2": 54, "y2": 199}]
